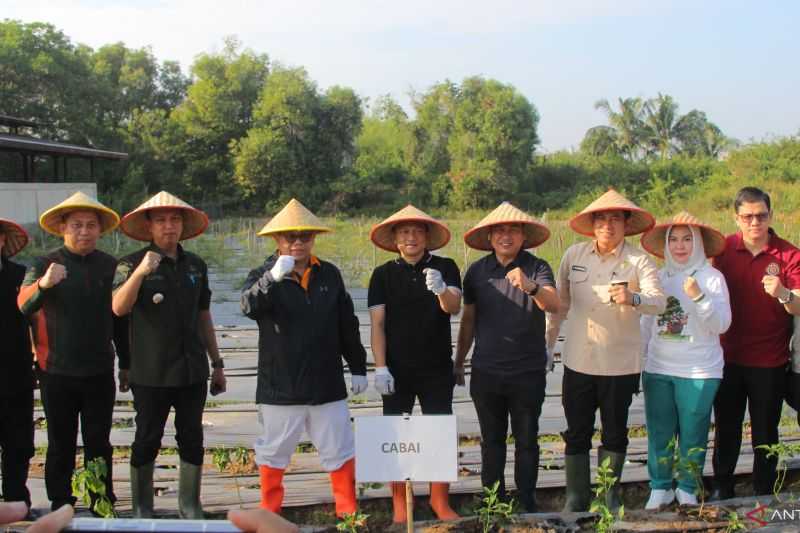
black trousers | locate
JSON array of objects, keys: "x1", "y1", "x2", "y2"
[
  {"x1": 470, "y1": 368, "x2": 546, "y2": 511},
  {"x1": 39, "y1": 371, "x2": 116, "y2": 509},
  {"x1": 712, "y1": 363, "x2": 785, "y2": 495},
  {"x1": 382, "y1": 370, "x2": 454, "y2": 415},
  {"x1": 0, "y1": 389, "x2": 34, "y2": 506},
  {"x1": 130, "y1": 382, "x2": 207, "y2": 467},
  {"x1": 562, "y1": 366, "x2": 640, "y2": 456}
]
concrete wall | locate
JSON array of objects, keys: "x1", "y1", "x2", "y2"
[{"x1": 0, "y1": 182, "x2": 98, "y2": 225}]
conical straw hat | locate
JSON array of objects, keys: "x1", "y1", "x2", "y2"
[
  {"x1": 370, "y1": 205, "x2": 450, "y2": 252},
  {"x1": 257, "y1": 199, "x2": 331, "y2": 237},
  {"x1": 641, "y1": 211, "x2": 726, "y2": 258},
  {"x1": 39, "y1": 191, "x2": 119, "y2": 236},
  {"x1": 569, "y1": 189, "x2": 655, "y2": 237},
  {"x1": 464, "y1": 201, "x2": 550, "y2": 251},
  {"x1": 0, "y1": 218, "x2": 29, "y2": 257},
  {"x1": 120, "y1": 191, "x2": 209, "y2": 241}
]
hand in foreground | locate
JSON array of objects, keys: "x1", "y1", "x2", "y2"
[
  {"x1": 374, "y1": 367, "x2": 395, "y2": 395},
  {"x1": 118, "y1": 369, "x2": 129, "y2": 393},
  {"x1": 269, "y1": 255, "x2": 295, "y2": 282},
  {"x1": 423, "y1": 268, "x2": 446, "y2": 295},
  {"x1": 350, "y1": 374, "x2": 368, "y2": 395},
  {"x1": 228, "y1": 508, "x2": 299, "y2": 533},
  {"x1": 0, "y1": 502, "x2": 74, "y2": 533},
  {"x1": 683, "y1": 276, "x2": 702, "y2": 300},
  {"x1": 608, "y1": 284, "x2": 633, "y2": 305},
  {"x1": 39, "y1": 263, "x2": 67, "y2": 290},
  {"x1": 453, "y1": 364, "x2": 465, "y2": 387}
]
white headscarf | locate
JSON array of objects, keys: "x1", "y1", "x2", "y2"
[{"x1": 663, "y1": 225, "x2": 707, "y2": 276}]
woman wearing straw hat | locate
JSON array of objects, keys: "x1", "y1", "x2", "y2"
[
  {"x1": 0, "y1": 219, "x2": 35, "y2": 512},
  {"x1": 454, "y1": 202, "x2": 559, "y2": 513},
  {"x1": 241, "y1": 199, "x2": 367, "y2": 518},
  {"x1": 639, "y1": 212, "x2": 730, "y2": 509},
  {"x1": 112, "y1": 191, "x2": 226, "y2": 518},
  {"x1": 546, "y1": 189, "x2": 666, "y2": 512},
  {"x1": 17, "y1": 192, "x2": 126, "y2": 512},
  {"x1": 367, "y1": 205, "x2": 462, "y2": 523}
]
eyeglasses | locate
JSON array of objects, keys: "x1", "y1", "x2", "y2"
[
  {"x1": 283, "y1": 233, "x2": 314, "y2": 243},
  {"x1": 737, "y1": 212, "x2": 770, "y2": 224}
]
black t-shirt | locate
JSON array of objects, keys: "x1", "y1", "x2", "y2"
[
  {"x1": 368, "y1": 252, "x2": 461, "y2": 377},
  {"x1": 463, "y1": 250, "x2": 554, "y2": 377},
  {"x1": 115, "y1": 244, "x2": 211, "y2": 387}
]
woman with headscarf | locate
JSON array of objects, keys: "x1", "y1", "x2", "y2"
[{"x1": 640, "y1": 212, "x2": 731, "y2": 509}]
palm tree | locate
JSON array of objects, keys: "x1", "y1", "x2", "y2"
[
  {"x1": 642, "y1": 93, "x2": 682, "y2": 160},
  {"x1": 594, "y1": 97, "x2": 646, "y2": 159}
]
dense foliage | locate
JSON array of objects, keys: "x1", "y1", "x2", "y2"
[{"x1": 1, "y1": 20, "x2": 797, "y2": 218}]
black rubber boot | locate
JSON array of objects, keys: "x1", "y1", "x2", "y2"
[
  {"x1": 563, "y1": 454, "x2": 592, "y2": 512},
  {"x1": 131, "y1": 462, "x2": 155, "y2": 518},
  {"x1": 598, "y1": 448, "x2": 626, "y2": 512},
  {"x1": 178, "y1": 461, "x2": 204, "y2": 519}
]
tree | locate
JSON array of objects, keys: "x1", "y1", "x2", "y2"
[
  {"x1": 580, "y1": 126, "x2": 620, "y2": 157},
  {"x1": 594, "y1": 97, "x2": 647, "y2": 160}
]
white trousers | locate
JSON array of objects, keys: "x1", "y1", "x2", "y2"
[{"x1": 254, "y1": 399, "x2": 355, "y2": 472}]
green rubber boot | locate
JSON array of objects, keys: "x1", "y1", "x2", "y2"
[
  {"x1": 178, "y1": 461, "x2": 205, "y2": 519},
  {"x1": 563, "y1": 454, "x2": 592, "y2": 512},
  {"x1": 131, "y1": 462, "x2": 155, "y2": 518},
  {"x1": 598, "y1": 448, "x2": 626, "y2": 512}
]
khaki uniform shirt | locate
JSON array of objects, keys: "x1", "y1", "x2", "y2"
[{"x1": 546, "y1": 239, "x2": 666, "y2": 376}]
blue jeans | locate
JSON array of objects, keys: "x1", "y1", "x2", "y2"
[{"x1": 643, "y1": 371, "x2": 720, "y2": 493}]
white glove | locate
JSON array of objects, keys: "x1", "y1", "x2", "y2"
[
  {"x1": 269, "y1": 255, "x2": 295, "y2": 282},
  {"x1": 374, "y1": 367, "x2": 395, "y2": 396},
  {"x1": 351, "y1": 374, "x2": 368, "y2": 395},
  {"x1": 423, "y1": 268, "x2": 447, "y2": 295},
  {"x1": 546, "y1": 349, "x2": 554, "y2": 373}
]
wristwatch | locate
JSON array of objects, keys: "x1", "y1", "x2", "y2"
[
  {"x1": 211, "y1": 359, "x2": 225, "y2": 369},
  {"x1": 632, "y1": 293, "x2": 642, "y2": 307},
  {"x1": 525, "y1": 282, "x2": 540, "y2": 297},
  {"x1": 779, "y1": 290, "x2": 794, "y2": 305}
]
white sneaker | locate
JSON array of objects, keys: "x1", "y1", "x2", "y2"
[
  {"x1": 645, "y1": 489, "x2": 675, "y2": 510},
  {"x1": 676, "y1": 487, "x2": 698, "y2": 506}
]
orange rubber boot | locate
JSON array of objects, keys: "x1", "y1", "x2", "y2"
[
  {"x1": 391, "y1": 482, "x2": 411, "y2": 523},
  {"x1": 429, "y1": 482, "x2": 459, "y2": 520},
  {"x1": 259, "y1": 465, "x2": 285, "y2": 513},
  {"x1": 329, "y1": 458, "x2": 357, "y2": 517}
]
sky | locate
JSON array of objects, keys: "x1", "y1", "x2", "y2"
[{"x1": 5, "y1": 0, "x2": 799, "y2": 152}]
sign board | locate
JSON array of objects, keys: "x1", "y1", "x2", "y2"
[{"x1": 354, "y1": 415, "x2": 458, "y2": 482}]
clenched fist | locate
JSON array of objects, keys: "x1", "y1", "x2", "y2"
[
  {"x1": 39, "y1": 263, "x2": 67, "y2": 289},
  {"x1": 269, "y1": 255, "x2": 295, "y2": 282},
  {"x1": 506, "y1": 267, "x2": 535, "y2": 294},
  {"x1": 423, "y1": 268, "x2": 446, "y2": 295},
  {"x1": 762, "y1": 275, "x2": 789, "y2": 300},
  {"x1": 683, "y1": 276, "x2": 702, "y2": 300},
  {"x1": 135, "y1": 251, "x2": 162, "y2": 278}
]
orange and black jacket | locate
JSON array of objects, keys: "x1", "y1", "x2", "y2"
[
  {"x1": 17, "y1": 247, "x2": 129, "y2": 377},
  {"x1": 241, "y1": 254, "x2": 367, "y2": 405},
  {"x1": 0, "y1": 256, "x2": 34, "y2": 393}
]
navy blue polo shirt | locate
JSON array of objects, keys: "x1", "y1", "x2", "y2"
[
  {"x1": 463, "y1": 250, "x2": 554, "y2": 377},
  {"x1": 368, "y1": 252, "x2": 461, "y2": 377}
]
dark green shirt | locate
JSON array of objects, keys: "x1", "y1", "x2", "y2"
[{"x1": 115, "y1": 244, "x2": 212, "y2": 387}]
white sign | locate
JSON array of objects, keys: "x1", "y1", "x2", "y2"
[{"x1": 354, "y1": 415, "x2": 458, "y2": 482}]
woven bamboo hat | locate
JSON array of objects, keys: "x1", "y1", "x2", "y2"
[
  {"x1": 0, "y1": 218, "x2": 29, "y2": 257},
  {"x1": 569, "y1": 189, "x2": 655, "y2": 237},
  {"x1": 641, "y1": 211, "x2": 726, "y2": 258},
  {"x1": 120, "y1": 191, "x2": 209, "y2": 241},
  {"x1": 257, "y1": 198, "x2": 331, "y2": 237},
  {"x1": 464, "y1": 201, "x2": 550, "y2": 251},
  {"x1": 39, "y1": 191, "x2": 119, "y2": 236},
  {"x1": 370, "y1": 205, "x2": 450, "y2": 252}
]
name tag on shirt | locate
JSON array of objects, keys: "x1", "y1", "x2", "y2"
[{"x1": 571, "y1": 265, "x2": 587, "y2": 272}]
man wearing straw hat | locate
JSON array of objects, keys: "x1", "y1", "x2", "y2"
[
  {"x1": 454, "y1": 201, "x2": 559, "y2": 513},
  {"x1": 112, "y1": 191, "x2": 226, "y2": 518},
  {"x1": 710, "y1": 187, "x2": 800, "y2": 499},
  {"x1": 546, "y1": 189, "x2": 665, "y2": 512},
  {"x1": 0, "y1": 219, "x2": 35, "y2": 512},
  {"x1": 241, "y1": 199, "x2": 367, "y2": 517},
  {"x1": 17, "y1": 192, "x2": 127, "y2": 512},
  {"x1": 368, "y1": 205, "x2": 462, "y2": 523}
]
